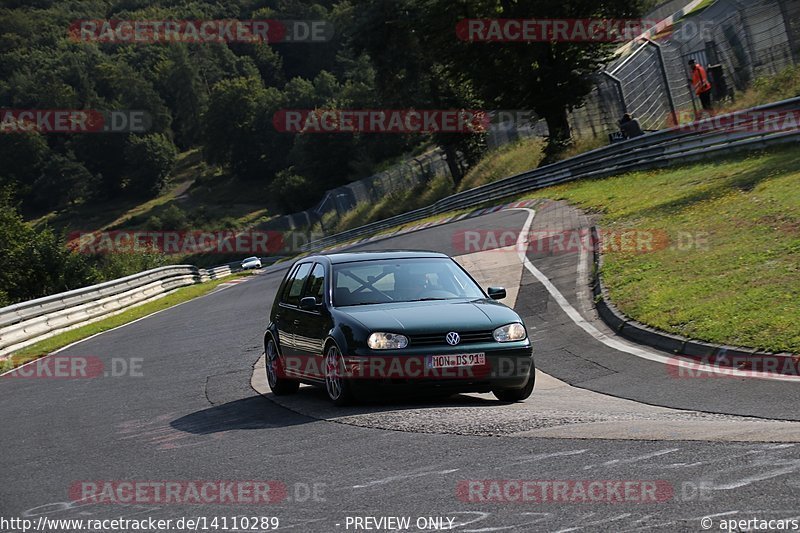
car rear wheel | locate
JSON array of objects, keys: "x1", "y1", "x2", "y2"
[
  {"x1": 492, "y1": 365, "x2": 535, "y2": 402},
  {"x1": 324, "y1": 344, "x2": 354, "y2": 406},
  {"x1": 266, "y1": 338, "x2": 299, "y2": 395}
]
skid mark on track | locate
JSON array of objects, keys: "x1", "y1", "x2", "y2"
[
  {"x1": 352, "y1": 468, "x2": 460, "y2": 489},
  {"x1": 116, "y1": 412, "x2": 225, "y2": 450},
  {"x1": 500, "y1": 449, "x2": 588, "y2": 469},
  {"x1": 583, "y1": 448, "x2": 680, "y2": 470}
]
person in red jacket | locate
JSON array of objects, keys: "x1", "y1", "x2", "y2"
[{"x1": 689, "y1": 59, "x2": 713, "y2": 113}]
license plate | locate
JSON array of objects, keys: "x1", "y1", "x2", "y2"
[{"x1": 427, "y1": 353, "x2": 485, "y2": 368}]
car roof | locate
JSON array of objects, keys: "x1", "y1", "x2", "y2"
[{"x1": 302, "y1": 250, "x2": 449, "y2": 265}]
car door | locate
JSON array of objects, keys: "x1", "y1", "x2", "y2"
[
  {"x1": 275, "y1": 262, "x2": 313, "y2": 377},
  {"x1": 293, "y1": 262, "x2": 329, "y2": 380},
  {"x1": 272, "y1": 263, "x2": 300, "y2": 357}
]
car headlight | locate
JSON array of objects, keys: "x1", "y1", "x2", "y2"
[
  {"x1": 367, "y1": 332, "x2": 408, "y2": 350},
  {"x1": 493, "y1": 323, "x2": 527, "y2": 342}
]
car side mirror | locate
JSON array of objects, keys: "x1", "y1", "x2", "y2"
[
  {"x1": 487, "y1": 287, "x2": 506, "y2": 300},
  {"x1": 299, "y1": 296, "x2": 319, "y2": 310}
]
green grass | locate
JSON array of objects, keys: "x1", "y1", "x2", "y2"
[
  {"x1": 457, "y1": 138, "x2": 546, "y2": 192},
  {"x1": 519, "y1": 145, "x2": 800, "y2": 353},
  {"x1": 328, "y1": 137, "x2": 549, "y2": 234},
  {"x1": 719, "y1": 65, "x2": 800, "y2": 112},
  {"x1": 1, "y1": 272, "x2": 252, "y2": 373},
  {"x1": 683, "y1": 0, "x2": 715, "y2": 17},
  {"x1": 329, "y1": 173, "x2": 456, "y2": 234}
]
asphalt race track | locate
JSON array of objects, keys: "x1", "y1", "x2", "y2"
[{"x1": 2, "y1": 204, "x2": 800, "y2": 532}]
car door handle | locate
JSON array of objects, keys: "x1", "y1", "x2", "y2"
[{"x1": 293, "y1": 319, "x2": 301, "y2": 326}]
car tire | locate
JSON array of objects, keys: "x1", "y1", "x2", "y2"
[
  {"x1": 265, "y1": 337, "x2": 299, "y2": 395},
  {"x1": 492, "y1": 365, "x2": 535, "y2": 402},
  {"x1": 324, "y1": 343, "x2": 355, "y2": 406}
]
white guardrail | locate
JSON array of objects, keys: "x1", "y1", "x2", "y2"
[{"x1": 0, "y1": 263, "x2": 238, "y2": 358}]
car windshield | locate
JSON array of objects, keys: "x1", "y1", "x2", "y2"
[
  {"x1": 243, "y1": 257, "x2": 258, "y2": 262},
  {"x1": 332, "y1": 257, "x2": 485, "y2": 306}
]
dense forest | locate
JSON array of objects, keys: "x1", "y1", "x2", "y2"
[{"x1": 0, "y1": 0, "x2": 645, "y2": 305}]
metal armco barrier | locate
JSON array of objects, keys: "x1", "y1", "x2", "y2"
[
  {"x1": 0, "y1": 263, "x2": 238, "y2": 357},
  {"x1": 301, "y1": 96, "x2": 800, "y2": 252}
]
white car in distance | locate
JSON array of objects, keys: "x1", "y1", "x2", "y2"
[{"x1": 241, "y1": 256, "x2": 262, "y2": 270}]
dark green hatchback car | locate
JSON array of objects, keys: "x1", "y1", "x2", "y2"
[{"x1": 265, "y1": 250, "x2": 534, "y2": 405}]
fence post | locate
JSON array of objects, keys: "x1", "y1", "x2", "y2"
[
  {"x1": 601, "y1": 71, "x2": 627, "y2": 115},
  {"x1": 645, "y1": 38, "x2": 678, "y2": 126},
  {"x1": 778, "y1": 0, "x2": 799, "y2": 63}
]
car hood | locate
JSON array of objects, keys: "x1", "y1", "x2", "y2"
[{"x1": 337, "y1": 299, "x2": 521, "y2": 333}]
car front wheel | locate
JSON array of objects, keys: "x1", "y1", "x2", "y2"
[
  {"x1": 265, "y1": 338, "x2": 299, "y2": 395},
  {"x1": 324, "y1": 344, "x2": 355, "y2": 406},
  {"x1": 492, "y1": 365, "x2": 535, "y2": 402}
]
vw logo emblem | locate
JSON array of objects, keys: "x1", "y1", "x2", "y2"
[{"x1": 446, "y1": 332, "x2": 461, "y2": 345}]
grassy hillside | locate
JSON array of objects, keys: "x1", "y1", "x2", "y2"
[{"x1": 32, "y1": 150, "x2": 272, "y2": 236}]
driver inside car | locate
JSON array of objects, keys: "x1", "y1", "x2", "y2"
[{"x1": 395, "y1": 272, "x2": 428, "y2": 301}]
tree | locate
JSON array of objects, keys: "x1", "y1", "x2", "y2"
[
  {"x1": 157, "y1": 204, "x2": 189, "y2": 231},
  {"x1": 69, "y1": 133, "x2": 130, "y2": 199},
  {"x1": 0, "y1": 198, "x2": 96, "y2": 304},
  {"x1": 268, "y1": 168, "x2": 320, "y2": 212},
  {"x1": 31, "y1": 154, "x2": 96, "y2": 211},
  {"x1": 347, "y1": 0, "x2": 486, "y2": 186},
  {"x1": 268, "y1": 1, "x2": 340, "y2": 81},
  {"x1": 0, "y1": 131, "x2": 50, "y2": 207},
  {"x1": 203, "y1": 77, "x2": 290, "y2": 181},
  {"x1": 125, "y1": 133, "x2": 178, "y2": 197},
  {"x1": 429, "y1": 0, "x2": 646, "y2": 158},
  {"x1": 156, "y1": 45, "x2": 207, "y2": 149}
]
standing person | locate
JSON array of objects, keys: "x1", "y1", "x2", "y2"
[{"x1": 688, "y1": 59, "x2": 713, "y2": 115}]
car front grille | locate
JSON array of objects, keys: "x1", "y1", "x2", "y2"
[{"x1": 408, "y1": 330, "x2": 495, "y2": 347}]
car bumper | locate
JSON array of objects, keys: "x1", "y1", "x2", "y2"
[{"x1": 342, "y1": 342, "x2": 533, "y2": 391}]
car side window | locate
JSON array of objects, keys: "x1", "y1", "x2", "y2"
[
  {"x1": 280, "y1": 264, "x2": 299, "y2": 303},
  {"x1": 283, "y1": 263, "x2": 313, "y2": 306},
  {"x1": 305, "y1": 263, "x2": 326, "y2": 304}
]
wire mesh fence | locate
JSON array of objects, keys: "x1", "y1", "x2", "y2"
[{"x1": 570, "y1": 0, "x2": 800, "y2": 138}]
